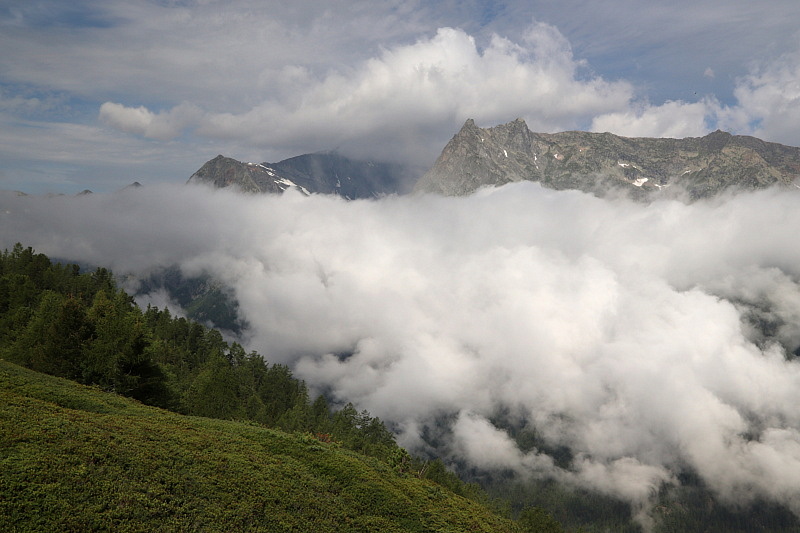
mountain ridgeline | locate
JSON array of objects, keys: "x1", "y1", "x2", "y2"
[
  {"x1": 187, "y1": 151, "x2": 413, "y2": 199},
  {"x1": 414, "y1": 119, "x2": 800, "y2": 199},
  {"x1": 190, "y1": 121, "x2": 800, "y2": 201}
]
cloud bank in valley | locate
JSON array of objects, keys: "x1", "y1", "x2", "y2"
[{"x1": 3, "y1": 184, "x2": 800, "y2": 517}]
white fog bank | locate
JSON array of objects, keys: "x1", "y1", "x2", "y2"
[{"x1": 3, "y1": 183, "x2": 800, "y2": 514}]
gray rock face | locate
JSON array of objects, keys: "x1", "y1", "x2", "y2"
[
  {"x1": 414, "y1": 119, "x2": 800, "y2": 199},
  {"x1": 186, "y1": 155, "x2": 306, "y2": 194},
  {"x1": 188, "y1": 152, "x2": 412, "y2": 199}
]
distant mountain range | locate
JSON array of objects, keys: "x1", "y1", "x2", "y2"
[
  {"x1": 187, "y1": 151, "x2": 414, "y2": 199},
  {"x1": 189, "y1": 120, "x2": 800, "y2": 201},
  {"x1": 415, "y1": 119, "x2": 800, "y2": 199}
]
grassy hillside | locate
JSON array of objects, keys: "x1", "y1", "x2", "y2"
[{"x1": 0, "y1": 359, "x2": 528, "y2": 532}]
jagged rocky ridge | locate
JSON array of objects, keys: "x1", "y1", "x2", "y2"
[
  {"x1": 187, "y1": 151, "x2": 412, "y2": 199},
  {"x1": 414, "y1": 118, "x2": 800, "y2": 199}
]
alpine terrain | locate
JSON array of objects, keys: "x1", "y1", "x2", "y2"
[
  {"x1": 414, "y1": 118, "x2": 800, "y2": 199},
  {"x1": 188, "y1": 151, "x2": 413, "y2": 199}
]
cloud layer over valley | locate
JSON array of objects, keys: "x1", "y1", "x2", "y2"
[{"x1": 4, "y1": 183, "x2": 800, "y2": 517}]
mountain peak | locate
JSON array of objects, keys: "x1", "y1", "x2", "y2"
[
  {"x1": 459, "y1": 118, "x2": 478, "y2": 132},
  {"x1": 187, "y1": 152, "x2": 412, "y2": 198},
  {"x1": 414, "y1": 119, "x2": 800, "y2": 199},
  {"x1": 187, "y1": 156, "x2": 305, "y2": 194}
]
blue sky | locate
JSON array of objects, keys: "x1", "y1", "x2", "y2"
[{"x1": 2, "y1": 0, "x2": 800, "y2": 193}]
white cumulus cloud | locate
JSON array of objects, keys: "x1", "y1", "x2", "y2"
[
  {"x1": 726, "y1": 49, "x2": 800, "y2": 145},
  {"x1": 99, "y1": 24, "x2": 633, "y2": 162},
  {"x1": 590, "y1": 48, "x2": 800, "y2": 146},
  {"x1": 591, "y1": 99, "x2": 716, "y2": 138},
  {"x1": 99, "y1": 101, "x2": 202, "y2": 141}
]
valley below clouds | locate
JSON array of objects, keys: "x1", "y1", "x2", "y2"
[{"x1": 4, "y1": 183, "x2": 800, "y2": 516}]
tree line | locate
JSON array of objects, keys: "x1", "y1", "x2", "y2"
[
  {"x1": 0, "y1": 243, "x2": 562, "y2": 532},
  {"x1": 0, "y1": 243, "x2": 398, "y2": 458},
  {"x1": 1, "y1": 243, "x2": 568, "y2": 530}
]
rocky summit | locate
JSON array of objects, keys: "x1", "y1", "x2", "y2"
[
  {"x1": 188, "y1": 151, "x2": 411, "y2": 199},
  {"x1": 414, "y1": 118, "x2": 800, "y2": 199}
]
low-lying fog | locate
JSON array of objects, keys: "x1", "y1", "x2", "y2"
[{"x1": 4, "y1": 182, "x2": 800, "y2": 518}]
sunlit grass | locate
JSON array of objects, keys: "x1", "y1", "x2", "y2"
[{"x1": 0, "y1": 359, "x2": 522, "y2": 532}]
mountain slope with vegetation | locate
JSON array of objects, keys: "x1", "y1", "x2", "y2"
[
  {"x1": 0, "y1": 244, "x2": 563, "y2": 532},
  {"x1": 0, "y1": 359, "x2": 545, "y2": 532},
  {"x1": 0, "y1": 243, "x2": 398, "y2": 457}
]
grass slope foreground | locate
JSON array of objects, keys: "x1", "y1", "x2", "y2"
[{"x1": 0, "y1": 360, "x2": 525, "y2": 532}]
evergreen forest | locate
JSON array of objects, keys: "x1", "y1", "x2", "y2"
[
  {"x1": 2, "y1": 243, "x2": 798, "y2": 532},
  {"x1": 0, "y1": 243, "x2": 565, "y2": 532}
]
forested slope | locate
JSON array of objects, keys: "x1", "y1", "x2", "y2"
[
  {"x1": 0, "y1": 244, "x2": 563, "y2": 532},
  {"x1": 0, "y1": 359, "x2": 549, "y2": 532},
  {"x1": 0, "y1": 243, "x2": 399, "y2": 459}
]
